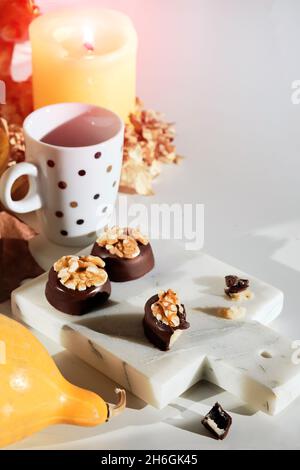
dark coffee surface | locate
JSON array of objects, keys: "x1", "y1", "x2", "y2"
[{"x1": 41, "y1": 111, "x2": 119, "y2": 147}]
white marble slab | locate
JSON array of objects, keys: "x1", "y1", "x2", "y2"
[{"x1": 11, "y1": 241, "x2": 293, "y2": 414}]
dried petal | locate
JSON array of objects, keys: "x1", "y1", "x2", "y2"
[
  {"x1": 120, "y1": 98, "x2": 181, "y2": 195},
  {"x1": 0, "y1": 211, "x2": 43, "y2": 302}
]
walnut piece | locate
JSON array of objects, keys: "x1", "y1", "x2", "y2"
[
  {"x1": 54, "y1": 255, "x2": 107, "y2": 291},
  {"x1": 228, "y1": 290, "x2": 254, "y2": 301},
  {"x1": 151, "y1": 289, "x2": 183, "y2": 328},
  {"x1": 96, "y1": 226, "x2": 149, "y2": 259},
  {"x1": 218, "y1": 306, "x2": 246, "y2": 320},
  {"x1": 128, "y1": 227, "x2": 149, "y2": 245}
]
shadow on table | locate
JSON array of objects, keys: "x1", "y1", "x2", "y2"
[
  {"x1": 76, "y1": 311, "x2": 149, "y2": 347},
  {"x1": 53, "y1": 349, "x2": 146, "y2": 411},
  {"x1": 165, "y1": 379, "x2": 256, "y2": 437},
  {"x1": 8, "y1": 349, "x2": 257, "y2": 449},
  {"x1": 193, "y1": 275, "x2": 225, "y2": 297}
]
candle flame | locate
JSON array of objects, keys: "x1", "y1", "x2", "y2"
[{"x1": 83, "y1": 25, "x2": 95, "y2": 52}]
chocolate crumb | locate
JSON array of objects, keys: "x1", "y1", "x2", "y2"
[
  {"x1": 225, "y1": 275, "x2": 249, "y2": 297},
  {"x1": 202, "y1": 402, "x2": 232, "y2": 440}
]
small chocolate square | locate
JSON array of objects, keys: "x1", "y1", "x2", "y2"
[{"x1": 201, "y1": 402, "x2": 232, "y2": 440}]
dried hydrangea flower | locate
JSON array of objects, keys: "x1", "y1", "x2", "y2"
[{"x1": 120, "y1": 98, "x2": 182, "y2": 195}]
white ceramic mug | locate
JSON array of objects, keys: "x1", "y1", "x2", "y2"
[{"x1": 0, "y1": 103, "x2": 124, "y2": 246}]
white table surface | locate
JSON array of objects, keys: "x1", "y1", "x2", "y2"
[{"x1": 4, "y1": 0, "x2": 300, "y2": 450}]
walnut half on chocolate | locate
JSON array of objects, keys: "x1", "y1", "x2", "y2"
[
  {"x1": 54, "y1": 255, "x2": 108, "y2": 291},
  {"x1": 143, "y1": 289, "x2": 190, "y2": 351},
  {"x1": 95, "y1": 226, "x2": 149, "y2": 259}
]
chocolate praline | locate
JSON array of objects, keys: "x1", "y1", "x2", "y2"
[
  {"x1": 201, "y1": 402, "x2": 232, "y2": 440},
  {"x1": 91, "y1": 242, "x2": 155, "y2": 282},
  {"x1": 45, "y1": 267, "x2": 111, "y2": 315},
  {"x1": 143, "y1": 294, "x2": 190, "y2": 351}
]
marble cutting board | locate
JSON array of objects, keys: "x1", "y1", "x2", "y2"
[{"x1": 11, "y1": 240, "x2": 300, "y2": 415}]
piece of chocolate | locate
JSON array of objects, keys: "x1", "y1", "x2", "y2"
[
  {"x1": 201, "y1": 403, "x2": 232, "y2": 440},
  {"x1": 143, "y1": 290, "x2": 190, "y2": 351},
  {"x1": 91, "y1": 227, "x2": 154, "y2": 282},
  {"x1": 45, "y1": 255, "x2": 111, "y2": 315},
  {"x1": 225, "y1": 275, "x2": 249, "y2": 297}
]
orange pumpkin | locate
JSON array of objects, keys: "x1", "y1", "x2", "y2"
[{"x1": 0, "y1": 314, "x2": 125, "y2": 448}]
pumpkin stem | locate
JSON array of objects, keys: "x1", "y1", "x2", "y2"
[{"x1": 108, "y1": 388, "x2": 126, "y2": 419}]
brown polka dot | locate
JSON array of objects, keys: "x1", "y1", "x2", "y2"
[
  {"x1": 76, "y1": 219, "x2": 84, "y2": 225},
  {"x1": 106, "y1": 165, "x2": 112, "y2": 173},
  {"x1": 94, "y1": 151, "x2": 102, "y2": 159},
  {"x1": 58, "y1": 181, "x2": 67, "y2": 189},
  {"x1": 70, "y1": 201, "x2": 78, "y2": 208},
  {"x1": 93, "y1": 194, "x2": 100, "y2": 200},
  {"x1": 112, "y1": 180, "x2": 117, "y2": 188},
  {"x1": 47, "y1": 160, "x2": 55, "y2": 167},
  {"x1": 55, "y1": 211, "x2": 63, "y2": 218},
  {"x1": 102, "y1": 206, "x2": 108, "y2": 213},
  {"x1": 60, "y1": 230, "x2": 68, "y2": 236},
  {"x1": 78, "y1": 169, "x2": 86, "y2": 176}
]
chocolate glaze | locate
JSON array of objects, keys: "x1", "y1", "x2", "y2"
[
  {"x1": 91, "y1": 242, "x2": 155, "y2": 282},
  {"x1": 143, "y1": 294, "x2": 190, "y2": 351},
  {"x1": 45, "y1": 267, "x2": 111, "y2": 315}
]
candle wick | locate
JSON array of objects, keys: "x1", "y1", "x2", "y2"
[{"x1": 83, "y1": 42, "x2": 94, "y2": 52}]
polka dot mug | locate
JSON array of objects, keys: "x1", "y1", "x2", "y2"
[{"x1": 0, "y1": 103, "x2": 124, "y2": 246}]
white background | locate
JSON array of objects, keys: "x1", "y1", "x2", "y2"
[{"x1": 4, "y1": 0, "x2": 300, "y2": 450}]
